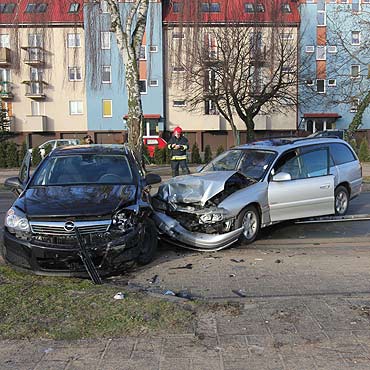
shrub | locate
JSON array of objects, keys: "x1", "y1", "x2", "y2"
[
  {"x1": 358, "y1": 137, "x2": 370, "y2": 162},
  {"x1": 216, "y1": 145, "x2": 225, "y2": 157},
  {"x1": 191, "y1": 143, "x2": 201, "y2": 164},
  {"x1": 349, "y1": 139, "x2": 358, "y2": 155},
  {"x1": 6, "y1": 141, "x2": 18, "y2": 168},
  {"x1": 153, "y1": 147, "x2": 166, "y2": 165},
  {"x1": 18, "y1": 141, "x2": 28, "y2": 166},
  {"x1": 0, "y1": 141, "x2": 8, "y2": 168},
  {"x1": 32, "y1": 147, "x2": 42, "y2": 167},
  {"x1": 165, "y1": 146, "x2": 171, "y2": 164},
  {"x1": 204, "y1": 144, "x2": 213, "y2": 164},
  {"x1": 43, "y1": 143, "x2": 53, "y2": 157}
]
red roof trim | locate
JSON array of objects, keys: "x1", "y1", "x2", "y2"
[
  {"x1": 124, "y1": 114, "x2": 161, "y2": 119},
  {"x1": 303, "y1": 113, "x2": 341, "y2": 119}
]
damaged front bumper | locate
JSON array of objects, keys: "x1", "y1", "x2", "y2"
[
  {"x1": 153, "y1": 211, "x2": 243, "y2": 251},
  {"x1": 2, "y1": 227, "x2": 142, "y2": 277}
]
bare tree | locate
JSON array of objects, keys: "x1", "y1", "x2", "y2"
[{"x1": 171, "y1": 1, "x2": 299, "y2": 142}]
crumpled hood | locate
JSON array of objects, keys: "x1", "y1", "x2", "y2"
[
  {"x1": 157, "y1": 171, "x2": 244, "y2": 206},
  {"x1": 20, "y1": 185, "x2": 137, "y2": 218}
]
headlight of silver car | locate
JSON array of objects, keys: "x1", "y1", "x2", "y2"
[
  {"x1": 112, "y1": 211, "x2": 137, "y2": 232},
  {"x1": 199, "y1": 211, "x2": 226, "y2": 224},
  {"x1": 5, "y1": 207, "x2": 30, "y2": 233}
]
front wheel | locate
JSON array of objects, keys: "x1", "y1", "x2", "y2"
[
  {"x1": 137, "y1": 219, "x2": 158, "y2": 265},
  {"x1": 335, "y1": 186, "x2": 349, "y2": 216},
  {"x1": 236, "y1": 205, "x2": 261, "y2": 245}
]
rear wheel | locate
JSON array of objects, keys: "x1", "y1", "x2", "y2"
[
  {"x1": 335, "y1": 186, "x2": 349, "y2": 216},
  {"x1": 137, "y1": 219, "x2": 158, "y2": 265},
  {"x1": 236, "y1": 205, "x2": 260, "y2": 245}
]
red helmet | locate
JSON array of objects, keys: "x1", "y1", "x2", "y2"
[{"x1": 173, "y1": 126, "x2": 182, "y2": 134}]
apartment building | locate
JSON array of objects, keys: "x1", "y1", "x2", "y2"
[
  {"x1": 83, "y1": 0, "x2": 164, "y2": 144},
  {"x1": 163, "y1": 0, "x2": 300, "y2": 151},
  {"x1": 299, "y1": 0, "x2": 370, "y2": 134},
  {"x1": 0, "y1": 0, "x2": 87, "y2": 147}
]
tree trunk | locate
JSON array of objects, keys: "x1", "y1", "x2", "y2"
[
  {"x1": 230, "y1": 120, "x2": 240, "y2": 146},
  {"x1": 348, "y1": 90, "x2": 370, "y2": 136},
  {"x1": 244, "y1": 115, "x2": 255, "y2": 142}
]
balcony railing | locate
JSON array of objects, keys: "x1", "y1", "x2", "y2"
[
  {"x1": 0, "y1": 115, "x2": 14, "y2": 132},
  {"x1": 21, "y1": 46, "x2": 45, "y2": 66},
  {"x1": 0, "y1": 81, "x2": 13, "y2": 99},
  {"x1": 24, "y1": 81, "x2": 47, "y2": 99},
  {"x1": 0, "y1": 47, "x2": 11, "y2": 66}
]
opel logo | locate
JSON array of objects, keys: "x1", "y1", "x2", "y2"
[{"x1": 64, "y1": 221, "x2": 75, "y2": 232}]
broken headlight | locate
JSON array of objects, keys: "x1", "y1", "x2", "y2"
[
  {"x1": 112, "y1": 211, "x2": 137, "y2": 232},
  {"x1": 5, "y1": 207, "x2": 30, "y2": 233},
  {"x1": 199, "y1": 212, "x2": 225, "y2": 224}
]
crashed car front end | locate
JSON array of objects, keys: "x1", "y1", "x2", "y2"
[
  {"x1": 3, "y1": 203, "x2": 150, "y2": 277},
  {"x1": 152, "y1": 171, "x2": 260, "y2": 251}
]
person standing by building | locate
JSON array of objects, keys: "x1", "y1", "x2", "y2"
[{"x1": 168, "y1": 126, "x2": 190, "y2": 177}]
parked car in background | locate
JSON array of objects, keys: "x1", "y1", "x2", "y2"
[
  {"x1": 3, "y1": 145, "x2": 161, "y2": 280},
  {"x1": 143, "y1": 136, "x2": 167, "y2": 157},
  {"x1": 153, "y1": 137, "x2": 362, "y2": 251},
  {"x1": 29, "y1": 139, "x2": 80, "y2": 157}
]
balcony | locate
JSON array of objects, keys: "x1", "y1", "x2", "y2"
[
  {"x1": 21, "y1": 46, "x2": 45, "y2": 66},
  {"x1": 25, "y1": 115, "x2": 47, "y2": 132},
  {"x1": 0, "y1": 81, "x2": 13, "y2": 99},
  {"x1": 0, "y1": 47, "x2": 11, "y2": 66},
  {"x1": 24, "y1": 81, "x2": 47, "y2": 99}
]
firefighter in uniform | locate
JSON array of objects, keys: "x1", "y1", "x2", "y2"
[{"x1": 168, "y1": 126, "x2": 190, "y2": 177}]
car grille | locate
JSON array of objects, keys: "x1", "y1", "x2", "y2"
[{"x1": 30, "y1": 220, "x2": 111, "y2": 236}]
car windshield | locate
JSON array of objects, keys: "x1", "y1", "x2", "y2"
[
  {"x1": 31, "y1": 154, "x2": 134, "y2": 186},
  {"x1": 202, "y1": 149, "x2": 276, "y2": 180}
]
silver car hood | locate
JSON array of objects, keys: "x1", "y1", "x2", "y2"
[{"x1": 156, "y1": 171, "x2": 239, "y2": 206}]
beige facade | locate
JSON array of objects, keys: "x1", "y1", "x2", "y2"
[
  {"x1": 0, "y1": 26, "x2": 87, "y2": 146},
  {"x1": 164, "y1": 25, "x2": 298, "y2": 149}
]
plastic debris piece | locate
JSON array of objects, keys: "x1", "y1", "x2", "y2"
[
  {"x1": 170, "y1": 263, "x2": 193, "y2": 270},
  {"x1": 113, "y1": 292, "x2": 125, "y2": 300},
  {"x1": 275, "y1": 259, "x2": 282, "y2": 264},
  {"x1": 254, "y1": 258, "x2": 263, "y2": 261},
  {"x1": 164, "y1": 290, "x2": 176, "y2": 296},
  {"x1": 232, "y1": 289, "x2": 247, "y2": 298},
  {"x1": 43, "y1": 348, "x2": 53, "y2": 354},
  {"x1": 229, "y1": 274, "x2": 236, "y2": 277},
  {"x1": 150, "y1": 274, "x2": 160, "y2": 284},
  {"x1": 176, "y1": 291, "x2": 194, "y2": 300},
  {"x1": 230, "y1": 258, "x2": 245, "y2": 263}
]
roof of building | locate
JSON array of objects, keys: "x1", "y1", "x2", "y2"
[
  {"x1": 163, "y1": 0, "x2": 300, "y2": 25},
  {"x1": 0, "y1": 0, "x2": 83, "y2": 25}
]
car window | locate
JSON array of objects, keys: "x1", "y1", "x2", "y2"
[
  {"x1": 330, "y1": 143, "x2": 356, "y2": 165},
  {"x1": 56, "y1": 140, "x2": 70, "y2": 147},
  {"x1": 39, "y1": 141, "x2": 54, "y2": 149},
  {"x1": 31, "y1": 154, "x2": 133, "y2": 185},
  {"x1": 202, "y1": 150, "x2": 243, "y2": 171},
  {"x1": 238, "y1": 150, "x2": 276, "y2": 180}
]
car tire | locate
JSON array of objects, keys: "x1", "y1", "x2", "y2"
[
  {"x1": 137, "y1": 219, "x2": 158, "y2": 265},
  {"x1": 236, "y1": 205, "x2": 260, "y2": 245},
  {"x1": 335, "y1": 186, "x2": 349, "y2": 216}
]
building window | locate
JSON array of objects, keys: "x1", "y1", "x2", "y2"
[
  {"x1": 317, "y1": 0, "x2": 326, "y2": 11},
  {"x1": 30, "y1": 67, "x2": 42, "y2": 81},
  {"x1": 69, "y1": 100, "x2": 83, "y2": 115},
  {"x1": 102, "y1": 66, "x2": 111, "y2": 83},
  {"x1": 327, "y1": 46, "x2": 337, "y2": 53},
  {"x1": 173, "y1": 66, "x2": 185, "y2": 72},
  {"x1": 139, "y1": 80, "x2": 147, "y2": 94},
  {"x1": 205, "y1": 100, "x2": 218, "y2": 115},
  {"x1": 328, "y1": 79, "x2": 336, "y2": 87},
  {"x1": 0, "y1": 3, "x2": 16, "y2": 13},
  {"x1": 351, "y1": 65, "x2": 360, "y2": 78},
  {"x1": 149, "y1": 79, "x2": 158, "y2": 87},
  {"x1": 102, "y1": 100, "x2": 112, "y2": 117},
  {"x1": 352, "y1": 0, "x2": 361, "y2": 12},
  {"x1": 68, "y1": 67, "x2": 82, "y2": 81},
  {"x1": 100, "y1": 0, "x2": 109, "y2": 13},
  {"x1": 173, "y1": 32, "x2": 185, "y2": 39},
  {"x1": 316, "y1": 46, "x2": 326, "y2": 60},
  {"x1": 305, "y1": 45, "x2": 315, "y2": 53},
  {"x1": 28, "y1": 34, "x2": 43, "y2": 47},
  {"x1": 173, "y1": 100, "x2": 186, "y2": 107},
  {"x1": 317, "y1": 11, "x2": 326, "y2": 26},
  {"x1": 139, "y1": 45, "x2": 146, "y2": 60},
  {"x1": 350, "y1": 98, "x2": 359, "y2": 112},
  {"x1": 305, "y1": 79, "x2": 314, "y2": 86},
  {"x1": 201, "y1": 2, "x2": 221, "y2": 12},
  {"x1": 31, "y1": 100, "x2": 40, "y2": 116},
  {"x1": 69, "y1": 3, "x2": 80, "y2": 13},
  {"x1": 245, "y1": 3, "x2": 254, "y2": 12},
  {"x1": 352, "y1": 31, "x2": 360, "y2": 45},
  {"x1": 317, "y1": 79, "x2": 325, "y2": 93},
  {"x1": 25, "y1": 3, "x2": 48, "y2": 13},
  {"x1": 281, "y1": 32, "x2": 294, "y2": 40},
  {"x1": 0, "y1": 34, "x2": 10, "y2": 48},
  {"x1": 281, "y1": 3, "x2": 291, "y2": 12},
  {"x1": 149, "y1": 45, "x2": 158, "y2": 53},
  {"x1": 101, "y1": 32, "x2": 111, "y2": 49},
  {"x1": 173, "y1": 2, "x2": 181, "y2": 12},
  {"x1": 0, "y1": 68, "x2": 10, "y2": 82},
  {"x1": 67, "y1": 33, "x2": 81, "y2": 48}
]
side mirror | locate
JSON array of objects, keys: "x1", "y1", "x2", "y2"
[
  {"x1": 272, "y1": 172, "x2": 291, "y2": 182},
  {"x1": 4, "y1": 176, "x2": 24, "y2": 190},
  {"x1": 145, "y1": 173, "x2": 162, "y2": 185}
]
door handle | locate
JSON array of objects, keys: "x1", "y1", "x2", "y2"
[{"x1": 320, "y1": 184, "x2": 331, "y2": 189}]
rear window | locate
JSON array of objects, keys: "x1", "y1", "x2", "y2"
[{"x1": 330, "y1": 143, "x2": 356, "y2": 165}]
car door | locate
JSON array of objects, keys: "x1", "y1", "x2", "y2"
[{"x1": 268, "y1": 146, "x2": 334, "y2": 222}]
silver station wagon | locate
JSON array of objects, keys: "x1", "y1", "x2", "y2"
[{"x1": 153, "y1": 137, "x2": 362, "y2": 251}]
